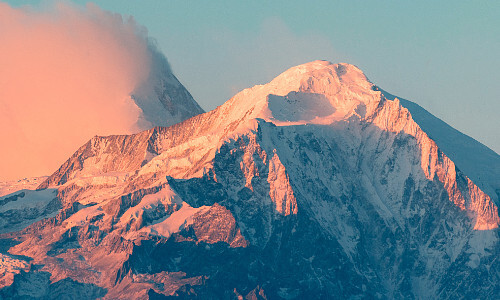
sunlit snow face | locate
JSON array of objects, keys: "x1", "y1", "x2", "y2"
[{"x1": 0, "y1": 3, "x2": 158, "y2": 180}]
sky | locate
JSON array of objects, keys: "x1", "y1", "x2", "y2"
[
  {"x1": 2, "y1": 1, "x2": 499, "y2": 176},
  {"x1": 73, "y1": 0, "x2": 500, "y2": 154}
]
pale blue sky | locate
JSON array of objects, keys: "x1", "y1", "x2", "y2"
[{"x1": 5, "y1": 1, "x2": 500, "y2": 153}]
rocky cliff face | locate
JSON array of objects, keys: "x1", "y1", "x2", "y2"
[{"x1": 1, "y1": 61, "x2": 499, "y2": 299}]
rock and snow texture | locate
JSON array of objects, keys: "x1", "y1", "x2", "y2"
[
  {"x1": 0, "y1": 189, "x2": 59, "y2": 234},
  {"x1": 0, "y1": 253, "x2": 30, "y2": 289},
  {"x1": 0, "y1": 177, "x2": 47, "y2": 198},
  {"x1": 1, "y1": 60, "x2": 499, "y2": 299}
]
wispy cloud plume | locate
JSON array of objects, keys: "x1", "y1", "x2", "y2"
[{"x1": 0, "y1": 2, "x2": 156, "y2": 180}]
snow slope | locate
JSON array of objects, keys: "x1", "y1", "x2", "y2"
[
  {"x1": 0, "y1": 177, "x2": 47, "y2": 198},
  {"x1": 0, "y1": 188, "x2": 59, "y2": 234}
]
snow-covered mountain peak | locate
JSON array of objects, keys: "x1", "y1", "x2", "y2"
[
  {"x1": 2, "y1": 60, "x2": 500, "y2": 298},
  {"x1": 216, "y1": 60, "x2": 381, "y2": 131},
  {"x1": 268, "y1": 60, "x2": 370, "y2": 92}
]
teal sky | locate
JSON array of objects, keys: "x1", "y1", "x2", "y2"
[{"x1": 5, "y1": 1, "x2": 500, "y2": 154}]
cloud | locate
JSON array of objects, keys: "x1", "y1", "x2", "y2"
[{"x1": 0, "y1": 2, "x2": 158, "y2": 180}]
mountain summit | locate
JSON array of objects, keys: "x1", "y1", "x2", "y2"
[
  {"x1": 1, "y1": 61, "x2": 499, "y2": 299},
  {"x1": 206, "y1": 60, "x2": 379, "y2": 131}
]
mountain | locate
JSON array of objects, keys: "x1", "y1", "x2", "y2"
[
  {"x1": 1, "y1": 60, "x2": 499, "y2": 299},
  {"x1": 0, "y1": 177, "x2": 47, "y2": 198},
  {"x1": 131, "y1": 47, "x2": 205, "y2": 129}
]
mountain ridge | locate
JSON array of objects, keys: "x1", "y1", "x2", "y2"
[
  {"x1": 1, "y1": 60, "x2": 499, "y2": 299},
  {"x1": 380, "y1": 88, "x2": 500, "y2": 204},
  {"x1": 39, "y1": 60, "x2": 499, "y2": 228}
]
